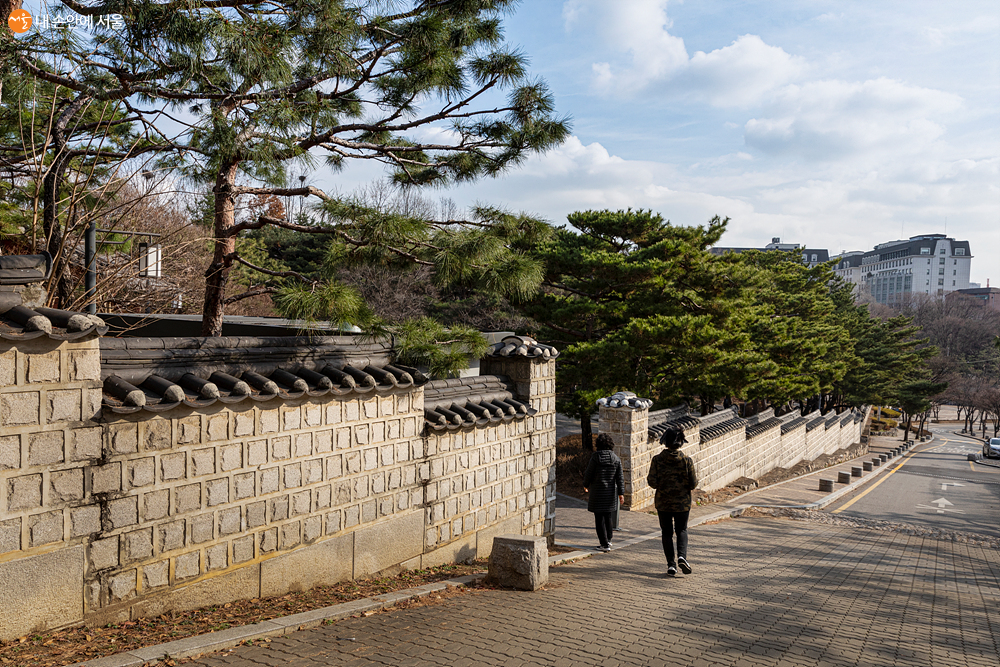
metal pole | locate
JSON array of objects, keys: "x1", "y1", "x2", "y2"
[{"x1": 85, "y1": 220, "x2": 97, "y2": 314}]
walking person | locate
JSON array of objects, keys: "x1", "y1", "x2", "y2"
[
  {"x1": 583, "y1": 433, "x2": 624, "y2": 552},
  {"x1": 647, "y1": 428, "x2": 698, "y2": 576}
]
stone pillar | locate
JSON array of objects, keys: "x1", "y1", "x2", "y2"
[
  {"x1": 481, "y1": 348, "x2": 558, "y2": 539},
  {"x1": 597, "y1": 393, "x2": 652, "y2": 510}
]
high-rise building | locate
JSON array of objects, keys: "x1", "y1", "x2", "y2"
[{"x1": 832, "y1": 234, "x2": 973, "y2": 304}]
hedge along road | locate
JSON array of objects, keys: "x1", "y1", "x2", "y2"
[{"x1": 826, "y1": 423, "x2": 1000, "y2": 539}]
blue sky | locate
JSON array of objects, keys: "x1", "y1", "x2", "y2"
[
  {"x1": 19, "y1": 1, "x2": 1000, "y2": 286},
  {"x1": 431, "y1": 0, "x2": 1000, "y2": 287}
]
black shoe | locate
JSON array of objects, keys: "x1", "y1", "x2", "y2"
[
  {"x1": 678, "y1": 557, "x2": 692, "y2": 574},
  {"x1": 667, "y1": 565, "x2": 677, "y2": 577}
]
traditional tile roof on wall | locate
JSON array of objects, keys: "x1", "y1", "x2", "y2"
[
  {"x1": 839, "y1": 410, "x2": 855, "y2": 426},
  {"x1": 597, "y1": 391, "x2": 653, "y2": 410},
  {"x1": 805, "y1": 412, "x2": 826, "y2": 432},
  {"x1": 485, "y1": 335, "x2": 559, "y2": 359},
  {"x1": 746, "y1": 412, "x2": 783, "y2": 439},
  {"x1": 824, "y1": 411, "x2": 842, "y2": 429},
  {"x1": 0, "y1": 301, "x2": 107, "y2": 341},
  {"x1": 699, "y1": 408, "x2": 748, "y2": 442},
  {"x1": 647, "y1": 405, "x2": 700, "y2": 441},
  {"x1": 422, "y1": 376, "x2": 536, "y2": 431},
  {"x1": 780, "y1": 411, "x2": 807, "y2": 434},
  {"x1": 100, "y1": 335, "x2": 427, "y2": 414}
]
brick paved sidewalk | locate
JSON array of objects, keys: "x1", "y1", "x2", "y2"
[{"x1": 187, "y1": 515, "x2": 999, "y2": 667}]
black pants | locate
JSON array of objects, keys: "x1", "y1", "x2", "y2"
[
  {"x1": 594, "y1": 511, "x2": 615, "y2": 548},
  {"x1": 658, "y1": 510, "x2": 689, "y2": 565}
]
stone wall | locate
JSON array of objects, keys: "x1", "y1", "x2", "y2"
[
  {"x1": 601, "y1": 402, "x2": 870, "y2": 505},
  {"x1": 0, "y1": 336, "x2": 555, "y2": 640}
]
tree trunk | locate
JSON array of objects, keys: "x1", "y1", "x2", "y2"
[
  {"x1": 201, "y1": 161, "x2": 240, "y2": 337},
  {"x1": 581, "y1": 414, "x2": 593, "y2": 452}
]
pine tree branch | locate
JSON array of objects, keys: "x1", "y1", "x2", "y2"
[
  {"x1": 223, "y1": 286, "x2": 278, "y2": 305},
  {"x1": 225, "y1": 252, "x2": 314, "y2": 284}
]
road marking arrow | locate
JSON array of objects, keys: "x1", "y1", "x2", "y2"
[
  {"x1": 916, "y1": 498, "x2": 965, "y2": 514},
  {"x1": 941, "y1": 482, "x2": 965, "y2": 491},
  {"x1": 930, "y1": 498, "x2": 953, "y2": 507}
]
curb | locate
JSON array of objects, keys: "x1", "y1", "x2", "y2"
[{"x1": 69, "y1": 574, "x2": 485, "y2": 667}]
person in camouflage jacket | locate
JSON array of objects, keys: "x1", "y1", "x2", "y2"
[{"x1": 647, "y1": 428, "x2": 698, "y2": 576}]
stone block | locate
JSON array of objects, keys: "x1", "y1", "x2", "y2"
[
  {"x1": 282, "y1": 406, "x2": 301, "y2": 431},
  {"x1": 0, "y1": 348, "x2": 14, "y2": 385},
  {"x1": 158, "y1": 520, "x2": 185, "y2": 553},
  {"x1": 234, "y1": 411, "x2": 255, "y2": 437},
  {"x1": 336, "y1": 427, "x2": 351, "y2": 450},
  {"x1": 303, "y1": 458, "x2": 322, "y2": 485},
  {"x1": 190, "y1": 512, "x2": 215, "y2": 544},
  {"x1": 90, "y1": 536, "x2": 119, "y2": 570},
  {"x1": 303, "y1": 403, "x2": 322, "y2": 427},
  {"x1": 28, "y1": 510, "x2": 64, "y2": 547},
  {"x1": 178, "y1": 415, "x2": 201, "y2": 444},
  {"x1": 27, "y1": 351, "x2": 60, "y2": 383},
  {"x1": 260, "y1": 467, "x2": 280, "y2": 494},
  {"x1": 68, "y1": 349, "x2": 101, "y2": 381},
  {"x1": 272, "y1": 435, "x2": 291, "y2": 460},
  {"x1": 207, "y1": 543, "x2": 228, "y2": 571},
  {"x1": 345, "y1": 400, "x2": 360, "y2": 422},
  {"x1": 108, "y1": 421, "x2": 138, "y2": 454},
  {"x1": 50, "y1": 467, "x2": 84, "y2": 502},
  {"x1": 128, "y1": 457, "x2": 156, "y2": 488},
  {"x1": 123, "y1": 528, "x2": 154, "y2": 562},
  {"x1": 220, "y1": 443, "x2": 242, "y2": 471},
  {"x1": 315, "y1": 484, "x2": 332, "y2": 510},
  {"x1": 246, "y1": 501, "x2": 266, "y2": 528},
  {"x1": 247, "y1": 439, "x2": 267, "y2": 466},
  {"x1": 280, "y1": 521, "x2": 301, "y2": 549},
  {"x1": 486, "y1": 535, "x2": 548, "y2": 591},
  {"x1": 294, "y1": 433, "x2": 312, "y2": 458},
  {"x1": 0, "y1": 391, "x2": 39, "y2": 426},
  {"x1": 283, "y1": 463, "x2": 302, "y2": 488},
  {"x1": 108, "y1": 569, "x2": 138, "y2": 602},
  {"x1": 143, "y1": 560, "x2": 169, "y2": 589},
  {"x1": 291, "y1": 490, "x2": 311, "y2": 516},
  {"x1": 0, "y1": 435, "x2": 20, "y2": 469},
  {"x1": 92, "y1": 461, "x2": 123, "y2": 497},
  {"x1": 269, "y1": 495, "x2": 289, "y2": 521},
  {"x1": 47, "y1": 389, "x2": 81, "y2": 423},
  {"x1": 303, "y1": 515, "x2": 322, "y2": 542},
  {"x1": 207, "y1": 414, "x2": 229, "y2": 441},
  {"x1": 81, "y1": 387, "x2": 102, "y2": 421},
  {"x1": 144, "y1": 418, "x2": 172, "y2": 450},
  {"x1": 108, "y1": 496, "x2": 138, "y2": 529},
  {"x1": 175, "y1": 552, "x2": 201, "y2": 580},
  {"x1": 353, "y1": 510, "x2": 423, "y2": 578},
  {"x1": 130, "y1": 563, "x2": 261, "y2": 621},
  {"x1": 206, "y1": 478, "x2": 229, "y2": 506},
  {"x1": 0, "y1": 517, "x2": 21, "y2": 553},
  {"x1": 325, "y1": 401, "x2": 342, "y2": 425},
  {"x1": 0, "y1": 546, "x2": 84, "y2": 641},
  {"x1": 325, "y1": 510, "x2": 342, "y2": 535},
  {"x1": 233, "y1": 535, "x2": 255, "y2": 563},
  {"x1": 260, "y1": 532, "x2": 353, "y2": 597},
  {"x1": 68, "y1": 427, "x2": 102, "y2": 461},
  {"x1": 27, "y1": 430, "x2": 64, "y2": 466},
  {"x1": 260, "y1": 409, "x2": 279, "y2": 433},
  {"x1": 70, "y1": 504, "x2": 101, "y2": 537},
  {"x1": 219, "y1": 507, "x2": 241, "y2": 535},
  {"x1": 234, "y1": 472, "x2": 256, "y2": 500},
  {"x1": 260, "y1": 528, "x2": 278, "y2": 553},
  {"x1": 174, "y1": 484, "x2": 201, "y2": 514},
  {"x1": 356, "y1": 424, "x2": 370, "y2": 445},
  {"x1": 142, "y1": 489, "x2": 170, "y2": 522},
  {"x1": 161, "y1": 452, "x2": 187, "y2": 481},
  {"x1": 191, "y1": 448, "x2": 216, "y2": 477},
  {"x1": 90, "y1": 462, "x2": 122, "y2": 493},
  {"x1": 7, "y1": 474, "x2": 42, "y2": 511}
]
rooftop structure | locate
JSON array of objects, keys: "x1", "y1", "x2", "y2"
[{"x1": 709, "y1": 237, "x2": 830, "y2": 267}]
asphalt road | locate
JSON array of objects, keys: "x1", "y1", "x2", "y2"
[{"x1": 826, "y1": 424, "x2": 1000, "y2": 538}]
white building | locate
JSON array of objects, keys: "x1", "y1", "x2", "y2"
[{"x1": 832, "y1": 234, "x2": 973, "y2": 304}]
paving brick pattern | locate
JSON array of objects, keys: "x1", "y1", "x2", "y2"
[{"x1": 188, "y1": 517, "x2": 1000, "y2": 667}]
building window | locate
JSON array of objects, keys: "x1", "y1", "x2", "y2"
[
  {"x1": 938, "y1": 279, "x2": 944, "y2": 285},
  {"x1": 940, "y1": 248, "x2": 946, "y2": 254},
  {"x1": 939, "y1": 268, "x2": 945, "y2": 275},
  {"x1": 939, "y1": 258, "x2": 945, "y2": 264},
  {"x1": 811, "y1": 254, "x2": 817, "y2": 262},
  {"x1": 956, "y1": 248, "x2": 965, "y2": 255},
  {"x1": 921, "y1": 247, "x2": 930, "y2": 254},
  {"x1": 952, "y1": 280, "x2": 956, "y2": 286},
  {"x1": 953, "y1": 270, "x2": 956, "y2": 275}
]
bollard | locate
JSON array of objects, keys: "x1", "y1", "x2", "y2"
[
  {"x1": 837, "y1": 471, "x2": 851, "y2": 484},
  {"x1": 872, "y1": 458, "x2": 881, "y2": 467},
  {"x1": 879, "y1": 454, "x2": 887, "y2": 462},
  {"x1": 863, "y1": 461, "x2": 873, "y2": 472},
  {"x1": 852, "y1": 466, "x2": 863, "y2": 477},
  {"x1": 819, "y1": 479, "x2": 835, "y2": 492}
]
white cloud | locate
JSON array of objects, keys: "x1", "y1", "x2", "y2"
[
  {"x1": 744, "y1": 78, "x2": 964, "y2": 160},
  {"x1": 564, "y1": 1, "x2": 803, "y2": 108}
]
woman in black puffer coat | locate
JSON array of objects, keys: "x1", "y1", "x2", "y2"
[{"x1": 583, "y1": 433, "x2": 624, "y2": 552}]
